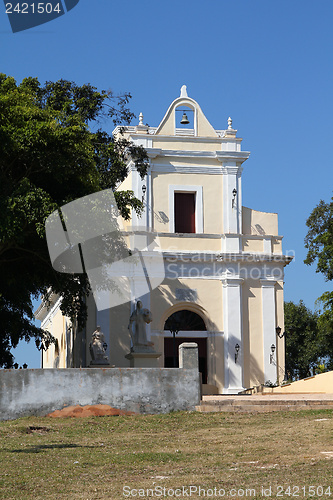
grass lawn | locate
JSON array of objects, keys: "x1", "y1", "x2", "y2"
[{"x1": 0, "y1": 410, "x2": 332, "y2": 499}]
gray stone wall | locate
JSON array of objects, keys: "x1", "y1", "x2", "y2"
[{"x1": 0, "y1": 367, "x2": 200, "y2": 420}]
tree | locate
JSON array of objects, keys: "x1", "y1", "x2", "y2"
[
  {"x1": 284, "y1": 301, "x2": 322, "y2": 380},
  {"x1": 304, "y1": 196, "x2": 333, "y2": 282},
  {"x1": 316, "y1": 297, "x2": 333, "y2": 371},
  {"x1": 0, "y1": 74, "x2": 149, "y2": 367},
  {"x1": 304, "y1": 195, "x2": 333, "y2": 370}
]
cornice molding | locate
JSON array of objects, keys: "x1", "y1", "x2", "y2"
[
  {"x1": 113, "y1": 127, "x2": 244, "y2": 143},
  {"x1": 153, "y1": 135, "x2": 225, "y2": 143},
  {"x1": 163, "y1": 250, "x2": 293, "y2": 265},
  {"x1": 151, "y1": 164, "x2": 224, "y2": 175},
  {"x1": 148, "y1": 149, "x2": 250, "y2": 161},
  {"x1": 222, "y1": 277, "x2": 244, "y2": 286},
  {"x1": 259, "y1": 278, "x2": 277, "y2": 287},
  {"x1": 146, "y1": 148, "x2": 162, "y2": 159},
  {"x1": 215, "y1": 151, "x2": 250, "y2": 163}
]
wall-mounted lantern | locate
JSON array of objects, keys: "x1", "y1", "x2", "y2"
[
  {"x1": 232, "y1": 188, "x2": 237, "y2": 208},
  {"x1": 142, "y1": 184, "x2": 147, "y2": 202},
  {"x1": 276, "y1": 326, "x2": 286, "y2": 338},
  {"x1": 270, "y1": 344, "x2": 276, "y2": 364},
  {"x1": 235, "y1": 343, "x2": 240, "y2": 363}
]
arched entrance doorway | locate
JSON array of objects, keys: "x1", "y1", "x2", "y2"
[{"x1": 164, "y1": 310, "x2": 207, "y2": 383}]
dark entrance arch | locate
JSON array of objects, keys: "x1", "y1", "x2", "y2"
[{"x1": 164, "y1": 310, "x2": 207, "y2": 384}]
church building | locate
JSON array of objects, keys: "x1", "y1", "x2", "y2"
[{"x1": 36, "y1": 86, "x2": 292, "y2": 394}]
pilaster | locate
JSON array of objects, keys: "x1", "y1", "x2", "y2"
[
  {"x1": 147, "y1": 163, "x2": 152, "y2": 229},
  {"x1": 260, "y1": 279, "x2": 278, "y2": 384},
  {"x1": 222, "y1": 277, "x2": 245, "y2": 394}
]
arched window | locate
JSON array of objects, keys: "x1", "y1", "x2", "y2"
[{"x1": 164, "y1": 310, "x2": 206, "y2": 332}]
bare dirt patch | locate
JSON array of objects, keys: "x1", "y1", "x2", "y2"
[{"x1": 46, "y1": 404, "x2": 136, "y2": 418}]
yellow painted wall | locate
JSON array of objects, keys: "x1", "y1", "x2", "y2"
[
  {"x1": 42, "y1": 307, "x2": 70, "y2": 369},
  {"x1": 207, "y1": 334, "x2": 224, "y2": 392},
  {"x1": 242, "y1": 283, "x2": 251, "y2": 389},
  {"x1": 242, "y1": 238, "x2": 264, "y2": 253},
  {"x1": 152, "y1": 172, "x2": 223, "y2": 234},
  {"x1": 153, "y1": 157, "x2": 220, "y2": 168},
  {"x1": 272, "y1": 238, "x2": 283, "y2": 253},
  {"x1": 158, "y1": 235, "x2": 221, "y2": 252},
  {"x1": 270, "y1": 370, "x2": 333, "y2": 394},
  {"x1": 245, "y1": 282, "x2": 264, "y2": 387},
  {"x1": 153, "y1": 139, "x2": 222, "y2": 152},
  {"x1": 275, "y1": 281, "x2": 285, "y2": 385},
  {"x1": 243, "y1": 207, "x2": 278, "y2": 236},
  {"x1": 117, "y1": 170, "x2": 133, "y2": 192},
  {"x1": 151, "y1": 278, "x2": 223, "y2": 332}
]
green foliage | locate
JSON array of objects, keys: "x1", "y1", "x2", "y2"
[
  {"x1": 304, "y1": 195, "x2": 333, "y2": 372},
  {"x1": 284, "y1": 301, "x2": 322, "y2": 380},
  {"x1": 316, "y1": 297, "x2": 333, "y2": 371},
  {"x1": 0, "y1": 74, "x2": 149, "y2": 367},
  {"x1": 304, "y1": 196, "x2": 333, "y2": 281}
]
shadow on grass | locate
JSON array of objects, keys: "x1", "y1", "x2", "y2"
[{"x1": 9, "y1": 443, "x2": 96, "y2": 454}]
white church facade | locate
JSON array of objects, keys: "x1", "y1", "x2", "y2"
[{"x1": 36, "y1": 86, "x2": 292, "y2": 394}]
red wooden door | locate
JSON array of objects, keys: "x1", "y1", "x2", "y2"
[{"x1": 174, "y1": 192, "x2": 195, "y2": 233}]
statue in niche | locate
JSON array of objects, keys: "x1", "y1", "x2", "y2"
[
  {"x1": 128, "y1": 300, "x2": 154, "y2": 352},
  {"x1": 89, "y1": 326, "x2": 109, "y2": 364}
]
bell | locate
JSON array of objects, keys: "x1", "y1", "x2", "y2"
[{"x1": 180, "y1": 112, "x2": 190, "y2": 125}]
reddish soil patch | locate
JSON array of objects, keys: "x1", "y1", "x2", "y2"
[{"x1": 46, "y1": 404, "x2": 136, "y2": 418}]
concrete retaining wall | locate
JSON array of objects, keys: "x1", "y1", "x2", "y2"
[{"x1": 0, "y1": 367, "x2": 201, "y2": 420}]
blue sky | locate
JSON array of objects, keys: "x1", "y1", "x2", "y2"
[{"x1": 2, "y1": 0, "x2": 333, "y2": 367}]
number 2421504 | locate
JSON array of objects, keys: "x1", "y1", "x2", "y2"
[{"x1": 6, "y1": 3, "x2": 62, "y2": 14}]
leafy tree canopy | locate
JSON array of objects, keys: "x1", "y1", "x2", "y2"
[
  {"x1": 304, "y1": 196, "x2": 333, "y2": 282},
  {"x1": 316, "y1": 302, "x2": 333, "y2": 371},
  {"x1": 304, "y1": 195, "x2": 333, "y2": 370},
  {"x1": 0, "y1": 74, "x2": 149, "y2": 367},
  {"x1": 284, "y1": 300, "x2": 322, "y2": 380},
  {"x1": 304, "y1": 196, "x2": 333, "y2": 313}
]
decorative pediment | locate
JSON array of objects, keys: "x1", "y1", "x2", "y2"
[{"x1": 155, "y1": 85, "x2": 218, "y2": 138}]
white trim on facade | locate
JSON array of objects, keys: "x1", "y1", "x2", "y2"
[
  {"x1": 174, "y1": 100, "x2": 198, "y2": 136},
  {"x1": 222, "y1": 277, "x2": 245, "y2": 394},
  {"x1": 151, "y1": 149, "x2": 250, "y2": 161},
  {"x1": 38, "y1": 296, "x2": 62, "y2": 328},
  {"x1": 222, "y1": 164, "x2": 241, "y2": 235}
]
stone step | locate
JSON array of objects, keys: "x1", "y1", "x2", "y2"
[
  {"x1": 198, "y1": 399, "x2": 333, "y2": 406},
  {"x1": 196, "y1": 403, "x2": 333, "y2": 413},
  {"x1": 195, "y1": 397, "x2": 333, "y2": 413}
]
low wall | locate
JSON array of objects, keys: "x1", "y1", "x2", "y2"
[
  {"x1": 269, "y1": 370, "x2": 333, "y2": 394},
  {"x1": 0, "y1": 367, "x2": 201, "y2": 421}
]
